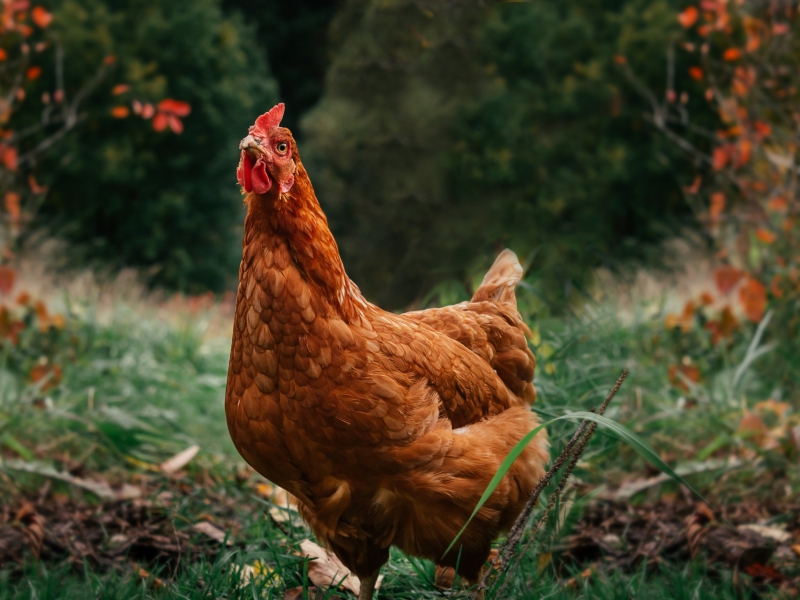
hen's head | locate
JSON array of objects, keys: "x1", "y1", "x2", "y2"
[{"x1": 237, "y1": 103, "x2": 297, "y2": 195}]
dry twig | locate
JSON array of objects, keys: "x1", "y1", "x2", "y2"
[{"x1": 475, "y1": 370, "x2": 629, "y2": 598}]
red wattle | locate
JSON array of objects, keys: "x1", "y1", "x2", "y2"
[
  {"x1": 251, "y1": 159, "x2": 272, "y2": 194},
  {"x1": 237, "y1": 151, "x2": 253, "y2": 192}
]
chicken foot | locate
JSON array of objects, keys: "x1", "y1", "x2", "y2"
[{"x1": 357, "y1": 570, "x2": 381, "y2": 600}]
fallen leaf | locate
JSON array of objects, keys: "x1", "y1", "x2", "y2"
[
  {"x1": 193, "y1": 521, "x2": 231, "y2": 545},
  {"x1": 160, "y1": 444, "x2": 199, "y2": 474},
  {"x1": 137, "y1": 567, "x2": 167, "y2": 590},
  {"x1": 434, "y1": 565, "x2": 455, "y2": 590},
  {"x1": 299, "y1": 539, "x2": 383, "y2": 595},
  {"x1": 284, "y1": 587, "x2": 318, "y2": 600},
  {"x1": 1, "y1": 459, "x2": 117, "y2": 499},
  {"x1": 737, "y1": 524, "x2": 791, "y2": 543}
]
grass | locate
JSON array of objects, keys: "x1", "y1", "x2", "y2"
[{"x1": 0, "y1": 282, "x2": 797, "y2": 599}]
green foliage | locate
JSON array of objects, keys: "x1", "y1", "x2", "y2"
[
  {"x1": 303, "y1": 0, "x2": 709, "y2": 309},
  {"x1": 221, "y1": 0, "x2": 340, "y2": 134},
  {"x1": 33, "y1": 0, "x2": 277, "y2": 293}
]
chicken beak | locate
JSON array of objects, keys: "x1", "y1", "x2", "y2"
[
  {"x1": 239, "y1": 134, "x2": 266, "y2": 159},
  {"x1": 237, "y1": 134, "x2": 273, "y2": 195}
]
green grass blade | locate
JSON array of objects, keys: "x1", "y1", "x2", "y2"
[{"x1": 443, "y1": 411, "x2": 711, "y2": 557}]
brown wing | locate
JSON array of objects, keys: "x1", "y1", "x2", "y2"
[{"x1": 404, "y1": 250, "x2": 536, "y2": 405}]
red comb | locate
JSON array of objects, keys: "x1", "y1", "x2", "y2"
[{"x1": 251, "y1": 103, "x2": 285, "y2": 135}]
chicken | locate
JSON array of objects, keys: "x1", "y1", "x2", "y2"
[{"x1": 225, "y1": 103, "x2": 549, "y2": 600}]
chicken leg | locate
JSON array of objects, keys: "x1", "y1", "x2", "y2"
[{"x1": 358, "y1": 570, "x2": 380, "y2": 600}]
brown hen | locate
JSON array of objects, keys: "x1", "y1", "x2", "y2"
[{"x1": 225, "y1": 104, "x2": 549, "y2": 600}]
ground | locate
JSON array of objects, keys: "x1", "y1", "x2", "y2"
[{"x1": 0, "y1": 265, "x2": 798, "y2": 599}]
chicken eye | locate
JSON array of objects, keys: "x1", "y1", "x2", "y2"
[{"x1": 276, "y1": 142, "x2": 288, "y2": 155}]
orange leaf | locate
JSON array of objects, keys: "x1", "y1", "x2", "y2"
[
  {"x1": 31, "y1": 6, "x2": 52, "y2": 28},
  {"x1": 26, "y1": 66, "x2": 41, "y2": 80},
  {"x1": 683, "y1": 175, "x2": 702, "y2": 195},
  {"x1": 705, "y1": 305, "x2": 739, "y2": 344},
  {"x1": 738, "y1": 411, "x2": 767, "y2": 442},
  {"x1": 754, "y1": 228, "x2": 775, "y2": 244},
  {"x1": 0, "y1": 266, "x2": 16, "y2": 295},
  {"x1": 714, "y1": 265, "x2": 744, "y2": 295},
  {"x1": 110, "y1": 106, "x2": 129, "y2": 118},
  {"x1": 739, "y1": 277, "x2": 767, "y2": 322},
  {"x1": 712, "y1": 146, "x2": 729, "y2": 171},
  {"x1": 770, "y1": 274, "x2": 784, "y2": 299},
  {"x1": 753, "y1": 120, "x2": 771, "y2": 139},
  {"x1": 103, "y1": 55, "x2": 117, "y2": 65},
  {"x1": 699, "y1": 292, "x2": 714, "y2": 306},
  {"x1": 735, "y1": 139, "x2": 751, "y2": 167},
  {"x1": 5, "y1": 191, "x2": 20, "y2": 220},
  {"x1": 688, "y1": 66, "x2": 704, "y2": 81},
  {"x1": 710, "y1": 192, "x2": 725, "y2": 220},
  {"x1": 0, "y1": 49, "x2": 7, "y2": 61},
  {"x1": 1, "y1": 146, "x2": 18, "y2": 171},
  {"x1": 111, "y1": 84, "x2": 130, "y2": 96},
  {"x1": 613, "y1": 55, "x2": 627, "y2": 65},
  {"x1": 668, "y1": 363, "x2": 701, "y2": 391},
  {"x1": 768, "y1": 197, "x2": 787, "y2": 212},
  {"x1": 723, "y1": 47, "x2": 742, "y2": 61},
  {"x1": 678, "y1": 6, "x2": 699, "y2": 28}
]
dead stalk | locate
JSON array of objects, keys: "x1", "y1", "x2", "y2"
[{"x1": 474, "y1": 370, "x2": 629, "y2": 599}]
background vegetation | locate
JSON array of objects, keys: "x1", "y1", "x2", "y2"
[{"x1": 1, "y1": 0, "x2": 798, "y2": 598}]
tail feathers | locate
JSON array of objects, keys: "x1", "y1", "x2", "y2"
[{"x1": 471, "y1": 249, "x2": 523, "y2": 305}]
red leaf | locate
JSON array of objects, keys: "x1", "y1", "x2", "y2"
[
  {"x1": 167, "y1": 114, "x2": 183, "y2": 134},
  {"x1": 111, "y1": 84, "x2": 130, "y2": 96},
  {"x1": 31, "y1": 6, "x2": 52, "y2": 28},
  {"x1": 26, "y1": 66, "x2": 41, "y2": 80},
  {"x1": 714, "y1": 265, "x2": 744, "y2": 295},
  {"x1": 613, "y1": 55, "x2": 627, "y2": 65},
  {"x1": 688, "y1": 66, "x2": 704, "y2": 80},
  {"x1": 0, "y1": 49, "x2": 7, "y2": 61},
  {"x1": 152, "y1": 112, "x2": 168, "y2": 132},
  {"x1": 678, "y1": 6, "x2": 699, "y2": 28},
  {"x1": 723, "y1": 47, "x2": 741, "y2": 61},
  {"x1": 157, "y1": 99, "x2": 191, "y2": 117},
  {"x1": 141, "y1": 103, "x2": 154, "y2": 119},
  {"x1": 0, "y1": 266, "x2": 16, "y2": 295}
]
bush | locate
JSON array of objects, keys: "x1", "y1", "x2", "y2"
[
  {"x1": 34, "y1": 0, "x2": 278, "y2": 293},
  {"x1": 302, "y1": 0, "x2": 707, "y2": 309}
]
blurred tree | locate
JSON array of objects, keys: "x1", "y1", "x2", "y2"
[
  {"x1": 221, "y1": 0, "x2": 340, "y2": 134},
  {"x1": 303, "y1": 0, "x2": 708, "y2": 309},
  {"x1": 32, "y1": 0, "x2": 277, "y2": 292}
]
